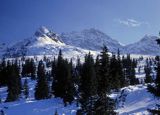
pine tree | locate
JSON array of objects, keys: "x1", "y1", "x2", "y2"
[
  {"x1": 95, "y1": 54, "x2": 101, "y2": 92},
  {"x1": 30, "y1": 59, "x2": 36, "y2": 80},
  {"x1": 117, "y1": 49, "x2": 126, "y2": 88},
  {"x1": 144, "y1": 65, "x2": 153, "y2": 83},
  {"x1": 79, "y1": 52, "x2": 97, "y2": 114},
  {"x1": 52, "y1": 50, "x2": 65, "y2": 98},
  {"x1": 22, "y1": 59, "x2": 30, "y2": 77},
  {"x1": 0, "y1": 110, "x2": 5, "y2": 115},
  {"x1": 21, "y1": 59, "x2": 36, "y2": 79},
  {"x1": 148, "y1": 104, "x2": 160, "y2": 114},
  {"x1": 75, "y1": 57, "x2": 82, "y2": 106},
  {"x1": 0, "y1": 58, "x2": 8, "y2": 86},
  {"x1": 109, "y1": 54, "x2": 121, "y2": 90},
  {"x1": 6, "y1": 62, "x2": 22, "y2": 102},
  {"x1": 0, "y1": 95, "x2": 1, "y2": 103},
  {"x1": 52, "y1": 50, "x2": 75, "y2": 106},
  {"x1": 98, "y1": 46, "x2": 111, "y2": 93},
  {"x1": 54, "y1": 110, "x2": 59, "y2": 115},
  {"x1": 23, "y1": 79, "x2": 29, "y2": 99},
  {"x1": 63, "y1": 59, "x2": 75, "y2": 106},
  {"x1": 147, "y1": 37, "x2": 160, "y2": 114},
  {"x1": 51, "y1": 57, "x2": 57, "y2": 94},
  {"x1": 129, "y1": 64, "x2": 138, "y2": 85},
  {"x1": 122, "y1": 54, "x2": 138, "y2": 85},
  {"x1": 155, "y1": 62, "x2": 160, "y2": 95},
  {"x1": 35, "y1": 61, "x2": 49, "y2": 100},
  {"x1": 95, "y1": 45, "x2": 116, "y2": 114}
]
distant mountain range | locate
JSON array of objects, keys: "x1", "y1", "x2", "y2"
[
  {"x1": 2, "y1": 26, "x2": 97, "y2": 58},
  {"x1": 124, "y1": 35, "x2": 160, "y2": 55},
  {"x1": 1, "y1": 26, "x2": 160, "y2": 58},
  {"x1": 60, "y1": 28, "x2": 122, "y2": 52}
]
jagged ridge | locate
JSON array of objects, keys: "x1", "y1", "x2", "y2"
[
  {"x1": 1, "y1": 26, "x2": 160, "y2": 57},
  {"x1": 3, "y1": 26, "x2": 97, "y2": 58}
]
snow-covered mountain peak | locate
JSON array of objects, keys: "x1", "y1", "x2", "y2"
[
  {"x1": 32, "y1": 26, "x2": 64, "y2": 45},
  {"x1": 82, "y1": 28, "x2": 105, "y2": 35},
  {"x1": 39, "y1": 26, "x2": 50, "y2": 34},
  {"x1": 140, "y1": 35, "x2": 157, "y2": 42},
  {"x1": 60, "y1": 28, "x2": 122, "y2": 52},
  {"x1": 1, "y1": 26, "x2": 160, "y2": 57},
  {"x1": 2, "y1": 27, "x2": 98, "y2": 58},
  {"x1": 34, "y1": 26, "x2": 50, "y2": 37},
  {"x1": 124, "y1": 35, "x2": 160, "y2": 55}
]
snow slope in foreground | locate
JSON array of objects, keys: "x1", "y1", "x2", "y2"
[
  {"x1": 116, "y1": 85, "x2": 159, "y2": 115},
  {"x1": 0, "y1": 78, "x2": 78, "y2": 115},
  {"x1": 0, "y1": 78, "x2": 158, "y2": 115}
]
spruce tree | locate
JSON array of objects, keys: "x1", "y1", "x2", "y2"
[
  {"x1": 6, "y1": 62, "x2": 22, "y2": 102},
  {"x1": 23, "y1": 79, "x2": 29, "y2": 99},
  {"x1": 51, "y1": 57, "x2": 57, "y2": 78},
  {"x1": 148, "y1": 62, "x2": 160, "y2": 97},
  {"x1": 75, "y1": 57, "x2": 82, "y2": 106},
  {"x1": 95, "y1": 45, "x2": 116, "y2": 114},
  {"x1": 52, "y1": 50, "x2": 75, "y2": 106},
  {"x1": 109, "y1": 54, "x2": 121, "y2": 90},
  {"x1": 35, "y1": 61, "x2": 49, "y2": 100},
  {"x1": 30, "y1": 59, "x2": 36, "y2": 80},
  {"x1": 122, "y1": 54, "x2": 138, "y2": 85},
  {"x1": 147, "y1": 62, "x2": 160, "y2": 113},
  {"x1": 129, "y1": 64, "x2": 138, "y2": 85},
  {"x1": 22, "y1": 59, "x2": 30, "y2": 77},
  {"x1": 144, "y1": 65, "x2": 153, "y2": 83},
  {"x1": 52, "y1": 49, "x2": 65, "y2": 97},
  {"x1": 54, "y1": 110, "x2": 59, "y2": 115},
  {"x1": 79, "y1": 52, "x2": 97, "y2": 114},
  {"x1": 147, "y1": 37, "x2": 160, "y2": 114},
  {"x1": 117, "y1": 49, "x2": 126, "y2": 88},
  {"x1": 0, "y1": 58, "x2": 8, "y2": 86},
  {"x1": 63, "y1": 59, "x2": 75, "y2": 106},
  {"x1": 21, "y1": 59, "x2": 36, "y2": 79}
]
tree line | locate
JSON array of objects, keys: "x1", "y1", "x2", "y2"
[{"x1": 1, "y1": 45, "x2": 153, "y2": 115}]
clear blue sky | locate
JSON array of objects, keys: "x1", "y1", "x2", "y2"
[{"x1": 0, "y1": 0, "x2": 160, "y2": 45}]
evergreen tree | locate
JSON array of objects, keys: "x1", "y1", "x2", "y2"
[
  {"x1": 147, "y1": 61, "x2": 160, "y2": 97},
  {"x1": 109, "y1": 54, "x2": 121, "y2": 90},
  {"x1": 21, "y1": 59, "x2": 30, "y2": 77},
  {"x1": 75, "y1": 57, "x2": 82, "y2": 87},
  {"x1": 98, "y1": 46, "x2": 111, "y2": 93},
  {"x1": 35, "y1": 61, "x2": 49, "y2": 100},
  {"x1": 122, "y1": 54, "x2": 138, "y2": 85},
  {"x1": 148, "y1": 104, "x2": 160, "y2": 114},
  {"x1": 54, "y1": 110, "x2": 59, "y2": 115},
  {"x1": 76, "y1": 110, "x2": 83, "y2": 115},
  {"x1": 117, "y1": 49, "x2": 126, "y2": 88},
  {"x1": 95, "y1": 45, "x2": 116, "y2": 114},
  {"x1": 75, "y1": 57, "x2": 82, "y2": 106},
  {"x1": 129, "y1": 64, "x2": 138, "y2": 85},
  {"x1": 0, "y1": 110, "x2": 5, "y2": 115},
  {"x1": 52, "y1": 50, "x2": 65, "y2": 98},
  {"x1": 0, "y1": 58, "x2": 8, "y2": 86},
  {"x1": 30, "y1": 59, "x2": 36, "y2": 80},
  {"x1": 147, "y1": 37, "x2": 160, "y2": 114},
  {"x1": 63, "y1": 59, "x2": 75, "y2": 106},
  {"x1": 23, "y1": 79, "x2": 29, "y2": 99},
  {"x1": 155, "y1": 62, "x2": 160, "y2": 95},
  {"x1": 51, "y1": 57, "x2": 57, "y2": 78},
  {"x1": 79, "y1": 52, "x2": 97, "y2": 114},
  {"x1": 95, "y1": 55, "x2": 101, "y2": 92},
  {"x1": 0, "y1": 95, "x2": 1, "y2": 103},
  {"x1": 6, "y1": 62, "x2": 22, "y2": 102},
  {"x1": 52, "y1": 50, "x2": 75, "y2": 106},
  {"x1": 144, "y1": 65, "x2": 153, "y2": 83},
  {"x1": 21, "y1": 59, "x2": 36, "y2": 79}
]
